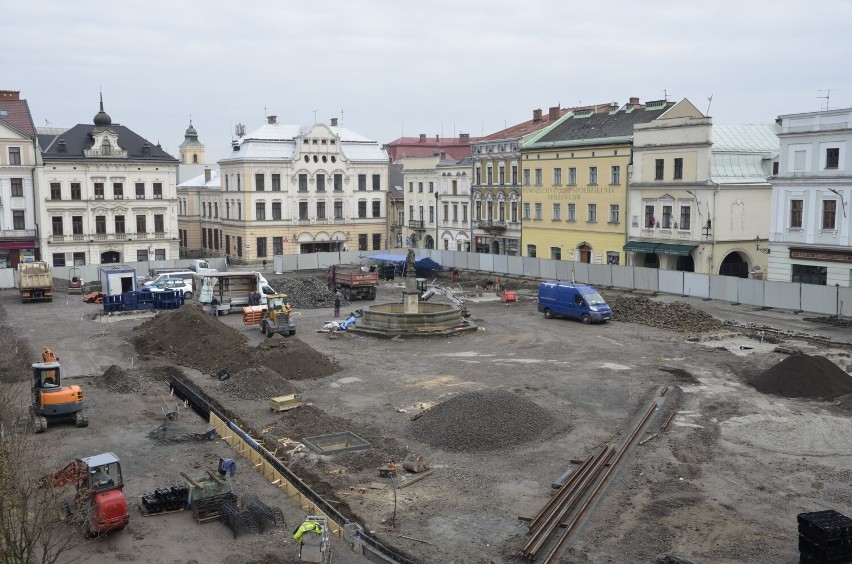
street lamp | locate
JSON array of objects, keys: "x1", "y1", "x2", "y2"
[
  {"x1": 754, "y1": 235, "x2": 770, "y2": 254},
  {"x1": 434, "y1": 191, "x2": 439, "y2": 250}
]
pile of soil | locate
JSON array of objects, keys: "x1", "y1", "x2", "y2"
[
  {"x1": 749, "y1": 354, "x2": 852, "y2": 399},
  {"x1": 131, "y1": 306, "x2": 338, "y2": 380},
  {"x1": 219, "y1": 366, "x2": 300, "y2": 401},
  {"x1": 98, "y1": 365, "x2": 139, "y2": 394},
  {"x1": 409, "y1": 389, "x2": 566, "y2": 452},
  {"x1": 610, "y1": 296, "x2": 723, "y2": 333}
]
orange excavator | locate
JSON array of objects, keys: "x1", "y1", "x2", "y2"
[{"x1": 32, "y1": 347, "x2": 87, "y2": 432}]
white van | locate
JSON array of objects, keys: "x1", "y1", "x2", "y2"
[
  {"x1": 143, "y1": 271, "x2": 195, "y2": 287},
  {"x1": 189, "y1": 259, "x2": 217, "y2": 274}
]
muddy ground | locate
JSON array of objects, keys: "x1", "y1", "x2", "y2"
[{"x1": 2, "y1": 269, "x2": 852, "y2": 564}]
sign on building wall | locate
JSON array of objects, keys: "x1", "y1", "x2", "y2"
[{"x1": 790, "y1": 248, "x2": 852, "y2": 264}]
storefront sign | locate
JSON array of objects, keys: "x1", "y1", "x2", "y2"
[{"x1": 789, "y1": 248, "x2": 852, "y2": 264}]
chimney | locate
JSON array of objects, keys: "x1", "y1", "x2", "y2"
[
  {"x1": 548, "y1": 106, "x2": 560, "y2": 121},
  {"x1": 267, "y1": 115, "x2": 277, "y2": 124},
  {"x1": 629, "y1": 97, "x2": 640, "y2": 107},
  {"x1": 204, "y1": 167, "x2": 212, "y2": 183},
  {"x1": 0, "y1": 90, "x2": 20, "y2": 100},
  {"x1": 330, "y1": 117, "x2": 338, "y2": 126},
  {"x1": 57, "y1": 138, "x2": 66, "y2": 153},
  {"x1": 459, "y1": 133, "x2": 469, "y2": 140},
  {"x1": 419, "y1": 134, "x2": 426, "y2": 142},
  {"x1": 436, "y1": 134, "x2": 439, "y2": 141},
  {"x1": 533, "y1": 108, "x2": 543, "y2": 122}
]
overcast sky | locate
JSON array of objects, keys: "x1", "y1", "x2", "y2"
[{"x1": 3, "y1": 1, "x2": 850, "y2": 163}]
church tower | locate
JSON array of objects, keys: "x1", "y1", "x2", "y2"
[{"x1": 178, "y1": 119, "x2": 205, "y2": 164}]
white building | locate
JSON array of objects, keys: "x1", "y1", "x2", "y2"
[
  {"x1": 401, "y1": 156, "x2": 440, "y2": 248},
  {"x1": 769, "y1": 108, "x2": 852, "y2": 286},
  {"x1": 36, "y1": 96, "x2": 179, "y2": 266},
  {"x1": 436, "y1": 157, "x2": 472, "y2": 251}
]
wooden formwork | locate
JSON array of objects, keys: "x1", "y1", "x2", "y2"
[{"x1": 208, "y1": 412, "x2": 344, "y2": 539}]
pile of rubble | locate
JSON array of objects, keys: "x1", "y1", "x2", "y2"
[
  {"x1": 218, "y1": 366, "x2": 300, "y2": 401},
  {"x1": 609, "y1": 296, "x2": 722, "y2": 333},
  {"x1": 265, "y1": 275, "x2": 335, "y2": 309}
]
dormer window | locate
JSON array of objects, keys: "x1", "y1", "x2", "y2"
[{"x1": 102, "y1": 139, "x2": 112, "y2": 155}]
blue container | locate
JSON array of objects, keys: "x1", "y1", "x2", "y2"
[{"x1": 103, "y1": 294, "x2": 123, "y2": 312}]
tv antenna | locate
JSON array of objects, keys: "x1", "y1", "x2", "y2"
[
  {"x1": 705, "y1": 95, "x2": 713, "y2": 116},
  {"x1": 818, "y1": 89, "x2": 838, "y2": 111}
]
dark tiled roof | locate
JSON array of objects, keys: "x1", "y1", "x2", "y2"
[
  {"x1": 39, "y1": 124, "x2": 178, "y2": 162},
  {"x1": 0, "y1": 96, "x2": 36, "y2": 137},
  {"x1": 534, "y1": 103, "x2": 675, "y2": 145},
  {"x1": 479, "y1": 108, "x2": 574, "y2": 141}
]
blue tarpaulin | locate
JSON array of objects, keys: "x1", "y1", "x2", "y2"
[{"x1": 367, "y1": 253, "x2": 443, "y2": 274}]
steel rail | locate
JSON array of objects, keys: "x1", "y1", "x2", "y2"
[{"x1": 527, "y1": 449, "x2": 594, "y2": 532}]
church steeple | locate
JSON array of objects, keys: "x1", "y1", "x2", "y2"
[
  {"x1": 178, "y1": 116, "x2": 205, "y2": 164},
  {"x1": 93, "y1": 92, "x2": 112, "y2": 127}
]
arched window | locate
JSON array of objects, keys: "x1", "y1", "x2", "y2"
[
  {"x1": 192, "y1": 154, "x2": 198, "y2": 164},
  {"x1": 101, "y1": 139, "x2": 112, "y2": 155}
]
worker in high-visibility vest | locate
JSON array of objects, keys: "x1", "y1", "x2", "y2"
[{"x1": 293, "y1": 519, "x2": 322, "y2": 543}]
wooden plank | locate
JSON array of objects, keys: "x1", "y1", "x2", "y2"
[{"x1": 398, "y1": 469, "x2": 435, "y2": 489}]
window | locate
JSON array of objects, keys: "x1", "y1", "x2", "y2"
[
  {"x1": 823, "y1": 200, "x2": 837, "y2": 229},
  {"x1": 373, "y1": 174, "x2": 381, "y2": 191},
  {"x1": 826, "y1": 148, "x2": 840, "y2": 169},
  {"x1": 298, "y1": 174, "x2": 308, "y2": 192},
  {"x1": 523, "y1": 169, "x2": 530, "y2": 186},
  {"x1": 428, "y1": 181, "x2": 434, "y2": 193},
  {"x1": 50, "y1": 182, "x2": 61, "y2": 200},
  {"x1": 610, "y1": 166, "x2": 620, "y2": 185},
  {"x1": 273, "y1": 237, "x2": 283, "y2": 255},
  {"x1": 358, "y1": 234, "x2": 368, "y2": 251},
  {"x1": 588, "y1": 203, "x2": 597, "y2": 222},
  {"x1": 358, "y1": 174, "x2": 367, "y2": 191},
  {"x1": 535, "y1": 168, "x2": 542, "y2": 185},
  {"x1": 334, "y1": 174, "x2": 343, "y2": 192},
  {"x1": 372, "y1": 233, "x2": 381, "y2": 250},
  {"x1": 94, "y1": 183, "x2": 104, "y2": 199},
  {"x1": 272, "y1": 174, "x2": 281, "y2": 191},
  {"x1": 475, "y1": 167, "x2": 481, "y2": 185},
  {"x1": 73, "y1": 252, "x2": 85, "y2": 266},
  {"x1": 534, "y1": 203, "x2": 542, "y2": 220},
  {"x1": 527, "y1": 245, "x2": 536, "y2": 258},
  {"x1": 71, "y1": 183, "x2": 81, "y2": 200},
  {"x1": 486, "y1": 166, "x2": 493, "y2": 185},
  {"x1": 299, "y1": 202, "x2": 308, "y2": 220},
  {"x1": 8, "y1": 147, "x2": 21, "y2": 165},
  {"x1": 237, "y1": 236, "x2": 242, "y2": 257},
  {"x1": 113, "y1": 183, "x2": 123, "y2": 199},
  {"x1": 790, "y1": 199, "x2": 803, "y2": 228},
  {"x1": 418, "y1": 182, "x2": 423, "y2": 193},
  {"x1": 334, "y1": 200, "x2": 343, "y2": 219},
  {"x1": 358, "y1": 201, "x2": 367, "y2": 218},
  {"x1": 316, "y1": 174, "x2": 326, "y2": 192},
  {"x1": 510, "y1": 201, "x2": 517, "y2": 223},
  {"x1": 95, "y1": 215, "x2": 106, "y2": 234},
  {"x1": 568, "y1": 167, "x2": 577, "y2": 185},
  {"x1": 589, "y1": 166, "x2": 598, "y2": 185},
  {"x1": 792, "y1": 264, "x2": 827, "y2": 285},
  {"x1": 450, "y1": 203, "x2": 455, "y2": 221},
  {"x1": 554, "y1": 168, "x2": 562, "y2": 186},
  {"x1": 236, "y1": 175, "x2": 241, "y2": 191},
  {"x1": 429, "y1": 205, "x2": 434, "y2": 223},
  {"x1": 609, "y1": 204, "x2": 620, "y2": 224},
  {"x1": 317, "y1": 201, "x2": 326, "y2": 219},
  {"x1": 523, "y1": 202, "x2": 531, "y2": 219},
  {"x1": 272, "y1": 201, "x2": 282, "y2": 220},
  {"x1": 225, "y1": 175, "x2": 229, "y2": 191},
  {"x1": 154, "y1": 214, "x2": 164, "y2": 232},
  {"x1": 655, "y1": 159, "x2": 664, "y2": 180},
  {"x1": 645, "y1": 205, "x2": 656, "y2": 228},
  {"x1": 237, "y1": 202, "x2": 241, "y2": 220},
  {"x1": 72, "y1": 216, "x2": 83, "y2": 235},
  {"x1": 136, "y1": 215, "x2": 146, "y2": 233},
  {"x1": 463, "y1": 204, "x2": 469, "y2": 222},
  {"x1": 680, "y1": 206, "x2": 691, "y2": 230},
  {"x1": 255, "y1": 173, "x2": 265, "y2": 191},
  {"x1": 147, "y1": 183, "x2": 160, "y2": 199},
  {"x1": 553, "y1": 203, "x2": 561, "y2": 220},
  {"x1": 214, "y1": 202, "x2": 218, "y2": 218},
  {"x1": 511, "y1": 165, "x2": 518, "y2": 185},
  {"x1": 52, "y1": 253, "x2": 65, "y2": 267},
  {"x1": 550, "y1": 247, "x2": 562, "y2": 260},
  {"x1": 12, "y1": 210, "x2": 24, "y2": 229},
  {"x1": 135, "y1": 183, "x2": 145, "y2": 199},
  {"x1": 136, "y1": 250, "x2": 147, "y2": 262},
  {"x1": 256, "y1": 237, "x2": 267, "y2": 257},
  {"x1": 499, "y1": 167, "x2": 505, "y2": 185},
  {"x1": 475, "y1": 201, "x2": 481, "y2": 220},
  {"x1": 114, "y1": 215, "x2": 125, "y2": 234},
  {"x1": 51, "y1": 217, "x2": 63, "y2": 235},
  {"x1": 794, "y1": 150, "x2": 807, "y2": 171},
  {"x1": 568, "y1": 203, "x2": 576, "y2": 222},
  {"x1": 255, "y1": 202, "x2": 266, "y2": 220},
  {"x1": 674, "y1": 158, "x2": 683, "y2": 180},
  {"x1": 372, "y1": 200, "x2": 381, "y2": 218},
  {"x1": 661, "y1": 205, "x2": 672, "y2": 228},
  {"x1": 408, "y1": 182, "x2": 413, "y2": 193}
]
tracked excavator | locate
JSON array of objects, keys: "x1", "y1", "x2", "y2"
[
  {"x1": 32, "y1": 347, "x2": 87, "y2": 432},
  {"x1": 420, "y1": 283, "x2": 470, "y2": 318}
]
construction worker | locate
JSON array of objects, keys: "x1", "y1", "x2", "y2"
[
  {"x1": 333, "y1": 292, "x2": 341, "y2": 317},
  {"x1": 293, "y1": 518, "x2": 323, "y2": 543}
]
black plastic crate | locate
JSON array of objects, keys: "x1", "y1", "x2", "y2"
[
  {"x1": 801, "y1": 530, "x2": 852, "y2": 549},
  {"x1": 799, "y1": 511, "x2": 852, "y2": 541},
  {"x1": 800, "y1": 535, "x2": 852, "y2": 562}
]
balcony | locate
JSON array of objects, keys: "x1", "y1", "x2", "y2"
[
  {"x1": 0, "y1": 229, "x2": 37, "y2": 240},
  {"x1": 409, "y1": 220, "x2": 426, "y2": 230},
  {"x1": 475, "y1": 219, "x2": 507, "y2": 234}
]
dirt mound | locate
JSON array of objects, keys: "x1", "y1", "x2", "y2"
[
  {"x1": 99, "y1": 364, "x2": 139, "y2": 394},
  {"x1": 749, "y1": 354, "x2": 852, "y2": 399},
  {"x1": 610, "y1": 296, "x2": 722, "y2": 333},
  {"x1": 409, "y1": 389, "x2": 565, "y2": 452},
  {"x1": 219, "y1": 366, "x2": 300, "y2": 401},
  {"x1": 131, "y1": 306, "x2": 338, "y2": 380}
]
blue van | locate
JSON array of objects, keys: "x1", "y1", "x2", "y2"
[{"x1": 537, "y1": 281, "x2": 612, "y2": 323}]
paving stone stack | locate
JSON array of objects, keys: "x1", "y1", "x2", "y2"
[
  {"x1": 265, "y1": 275, "x2": 334, "y2": 309},
  {"x1": 609, "y1": 296, "x2": 722, "y2": 333},
  {"x1": 798, "y1": 510, "x2": 852, "y2": 563}
]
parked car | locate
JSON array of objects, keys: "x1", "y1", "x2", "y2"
[{"x1": 148, "y1": 277, "x2": 194, "y2": 299}]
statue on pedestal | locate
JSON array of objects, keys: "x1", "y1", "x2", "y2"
[{"x1": 406, "y1": 248, "x2": 416, "y2": 277}]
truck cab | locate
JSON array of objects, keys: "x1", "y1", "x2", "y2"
[{"x1": 537, "y1": 281, "x2": 612, "y2": 324}]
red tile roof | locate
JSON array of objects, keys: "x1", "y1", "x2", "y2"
[
  {"x1": 0, "y1": 90, "x2": 36, "y2": 138},
  {"x1": 478, "y1": 104, "x2": 615, "y2": 141},
  {"x1": 383, "y1": 135, "x2": 481, "y2": 162}
]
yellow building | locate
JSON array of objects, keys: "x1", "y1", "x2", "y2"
[{"x1": 521, "y1": 99, "x2": 675, "y2": 265}]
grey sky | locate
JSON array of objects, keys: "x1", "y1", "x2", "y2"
[{"x1": 3, "y1": 0, "x2": 850, "y2": 163}]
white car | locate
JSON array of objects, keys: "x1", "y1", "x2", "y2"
[{"x1": 148, "y1": 277, "x2": 193, "y2": 299}]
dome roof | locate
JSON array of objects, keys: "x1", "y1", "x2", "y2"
[
  {"x1": 184, "y1": 120, "x2": 198, "y2": 140},
  {"x1": 93, "y1": 93, "x2": 111, "y2": 126}
]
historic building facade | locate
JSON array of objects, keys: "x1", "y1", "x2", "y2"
[
  {"x1": 436, "y1": 157, "x2": 472, "y2": 251},
  {"x1": 176, "y1": 167, "x2": 220, "y2": 258}
]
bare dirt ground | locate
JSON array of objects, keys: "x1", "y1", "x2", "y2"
[{"x1": 2, "y1": 269, "x2": 852, "y2": 564}]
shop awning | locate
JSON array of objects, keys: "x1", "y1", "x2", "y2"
[
  {"x1": 0, "y1": 241, "x2": 36, "y2": 250},
  {"x1": 623, "y1": 241, "x2": 660, "y2": 253},
  {"x1": 654, "y1": 243, "x2": 697, "y2": 256}
]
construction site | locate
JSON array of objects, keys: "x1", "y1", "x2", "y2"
[{"x1": 2, "y1": 268, "x2": 852, "y2": 564}]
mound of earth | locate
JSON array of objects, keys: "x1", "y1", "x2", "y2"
[
  {"x1": 131, "y1": 306, "x2": 338, "y2": 380},
  {"x1": 748, "y1": 354, "x2": 852, "y2": 399},
  {"x1": 99, "y1": 365, "x2": 138, "y2": 394},
  {"x1": 219, "y1": 366, "x2": 301, "y2": 401},
  {"x1": 610, "y1": 296, "x2": 722, "y2": 333},
  {"x1": 409, "y1": 389, "x2": 565, "y2": 452}
]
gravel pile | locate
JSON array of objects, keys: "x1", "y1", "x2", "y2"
[
  {"x1": 409, "y1": 389, "x2": 565, "y2": 452},
  {"x1": 265, "y1": 275, "x2": 335, "y2": 309},
  {"x1": 749, "y1": 354, "x2": 852, "y2": 399},
  {"x1": 219, "y1": 366, "x2": 300, "y2": 401},
  {"x1": 610, "y1": 296, "x2": 722, "y2": 332}
]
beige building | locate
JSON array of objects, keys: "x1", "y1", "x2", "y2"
[
  {"x1": 185, "y1": 116, "x2": 388, "y2": 262},
  {"x1": 401, "y1": 156, "x2": 440, "y2": 248},
  {"x1": 176, "y1": 167, "x2": 220, "y2": 258},
  {"x1": 627, "y1": 99, "x2": 779, "y2": 276}
]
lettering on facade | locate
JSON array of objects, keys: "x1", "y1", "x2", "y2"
[
  {"x1": 525, "y1": 186, "x2": 617, "y2": 201},
  {"x1": 789, "y1": 248, "x2": 852, "y2": 264}
]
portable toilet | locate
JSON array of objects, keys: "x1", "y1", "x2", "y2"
[{"x1": 99, "y1": 265, "x2": 137, "y2": 296}]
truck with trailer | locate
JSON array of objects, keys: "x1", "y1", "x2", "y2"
[
  {"x1": 195, "y1": 271, "x2": 276, "y2": 314},
  {"x1": 327, "y1": 264, "x2": 378, "y2": 301},
  {"x1": 17, "y1": 260, "x2": 54, "y2": 303}
]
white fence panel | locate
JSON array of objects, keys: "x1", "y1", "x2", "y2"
[
  {"x1": 736, "y1": 278, "x2": 764, "y2": 307},
  {"x1": 841, "y1": 288, "x2": 852, "y2": 317},
  {"x1": 442, "y1": 251, "x2": 458, "y2": 269},
  {"x1": 763, "y1": 281, "x2": 800, "y2": 310},
  {"x1": 659, "y1": 270, "x2": 684, "y2": 295},
  {"x1": 801, "y1": 284, "x2": 839, "y2": 316},
  {"x1": 492, "y1": 255, "x2": 509, "y2": 276},
  {"x1": 540, "y1": 259, "x2": 557, "y2": 280},
  {"x1": 507, "y1": 256, "x2": 524, "y2": 276},
  {"x1": 554, "y1": 260, "x2": 571, "y2": 281},
  {"x1": 297, "y1": 253, "x2": 320, "y2": 271},
  {"x1": 587, "y1": 264, "x2": 610, "y2": 287},
  {"x1": 709, "y1": 275, "x2": 737, "y2": 302},
  {"x1": 573, "y1": 262, "x2": 590, "y2": 284},
  {"x1": 456, "y1": 252, "x2": 471, "y2": 270},
  {"x1": 634, "y1": 267, "x2": 659, "y2": 292},
  {"x1": 611, "y1": 265, "x2": 634, "y2": 289},
  {"x1": 0, "y1": 268, "x2": 15, "y2": 288},
  {"x1": 315, "y1": 252, "x2": 338, "y2": 269},
  {"x1": 683, "y1": 273, "x2": 710, "y2": 299},
  {"x1": 479, "y1": 253, "x2": 494, "y2": 273},
  {"x1": 430, "y1": 250, "x2": 446, "y2": 267},
  {"x1": 523, "y1": 257, "x2": 540, "y2": 278}
]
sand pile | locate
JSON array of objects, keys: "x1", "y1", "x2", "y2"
[
  {"x1": 409, "y1": 389, "x2": 565, "y2": 452},
  {"x1": 749, "y1": 354, "x2": 852, "y2": 399},
  {"x1": 131, "y1": 306, "x2": 338, "y2": 380}
]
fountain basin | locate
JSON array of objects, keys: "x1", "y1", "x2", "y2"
[{"x1": 348, "y1": 302, "x2": 477, "y2": 338}]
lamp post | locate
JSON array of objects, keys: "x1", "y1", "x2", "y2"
[
  {"x1": 754, "y1": 235, "x2": 770, "y2": 254},
  {"x1": 434, "y1": 191, "x2": 439, "y2": 250}
]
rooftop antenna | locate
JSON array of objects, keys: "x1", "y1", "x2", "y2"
[
  {"x1": 340, "y1": 109, "x2": 343, "y2": 125},
  {"x1": 818, "y1": 89, "x2": 837, "y2": 111},
  {"x1": 313, "y1": 110, "x2": 318, "y2": 124},
  {"x1": 663, "y1": 89, "x2": 669, "y2": 102},
  {"x1": 705, "y1": 95, "x2": 713, "y2": 116}
]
